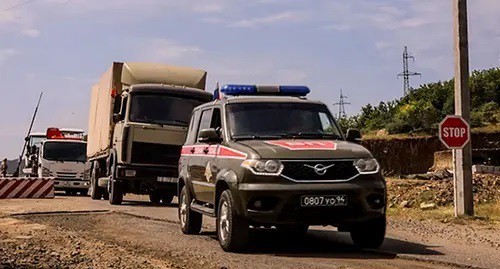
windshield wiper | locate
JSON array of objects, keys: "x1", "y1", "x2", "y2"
[
  {"x1": 280, "y1": 132, "x2": 342, "y2": 140},
  {"x1": 233, "y1": 134, "x2": 282, "y2": 141}
]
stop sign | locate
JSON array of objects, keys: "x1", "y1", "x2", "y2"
[{"x1": 439, "y1": 115, "x2": 470, "y2": 149}]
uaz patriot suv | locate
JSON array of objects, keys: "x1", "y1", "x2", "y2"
[{"x1": 178, "y1": 84, "x2": 386, "y2": 252}]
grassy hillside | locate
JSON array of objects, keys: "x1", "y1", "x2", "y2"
[{"x1": 340, "y1": 68, "x2": 500, "y2": 135}]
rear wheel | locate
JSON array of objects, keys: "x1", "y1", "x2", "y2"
[
  {"x1": 350, "y1": 215, "x2": 386, "y2": 249},
  {"x1": 217, "y1": 190, "x2": 249, "y2": 252},
  {"x1": 179, "y1": 186, "x2": 202, "y2": 234},
  {"x1": 149, "y1": 191, "x2": 161, "y2": 204},
  {"x1": 161, "y1": 193, "x2": 174, "y2": 205}
]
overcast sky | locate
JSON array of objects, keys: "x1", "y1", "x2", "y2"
[{"x1": 0, "y1": 0, "x2": 499, "y2": 158}]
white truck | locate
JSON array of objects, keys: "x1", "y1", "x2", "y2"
[{"x1": 37, "y1": 128, "x2": 89, "y2": 195}]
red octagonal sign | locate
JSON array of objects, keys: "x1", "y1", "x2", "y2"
[{"x1": 439, "y1": 115, "x2": 470, "y2": 149}]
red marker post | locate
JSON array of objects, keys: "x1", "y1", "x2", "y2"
[{"x1": 439, "y1": 115, "x2": 470, "y2": 149}]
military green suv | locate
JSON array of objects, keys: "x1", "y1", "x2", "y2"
[{"x1": 178, "y1": 85, "x2": 386, "y2": 252}]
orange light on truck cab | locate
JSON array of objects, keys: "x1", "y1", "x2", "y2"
[
  {"x1": 111, "y1": 88, "x2": 118, "y2": 98},
  {"x1": 46, "y1": 127, "x2": 64, "y2": 139}
]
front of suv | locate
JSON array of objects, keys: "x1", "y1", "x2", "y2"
[{"x1": 180, "y1": 84, "x2": 386, "y2": 252}]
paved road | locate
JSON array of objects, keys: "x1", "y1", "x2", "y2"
[{"x1": 1, "y1": 194, "x2": 498, "y2": 269}]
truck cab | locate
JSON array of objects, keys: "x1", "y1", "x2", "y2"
[
  {"x1": 86, "y1": 62, "x2": 213, "y2": 205},
  {"x1": 38, "y1": 128, "x2": 89, "y2": 195},
  {"x1": 22, "y1": 132, "x2": 46, "y2": 176}
]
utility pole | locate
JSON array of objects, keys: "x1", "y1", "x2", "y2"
[
  {"x1": 332, "y1": 89, "x2": 351, "y2": 119},
  {"x1": 453, "y1": 0, "x2": 473, "y2": 216},
  {"x1": 397, "y1": 46, "x2": 421, "y2": 96}
]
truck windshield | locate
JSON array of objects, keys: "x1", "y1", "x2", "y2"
[
  {"x1": 227, "y1": 102, "x2": 343, "y2": 140},
  {"x1": 30, "y1": 136, "x2": 46, "y2": 148},
  {"x1": 129, "y1": 94, "x2": 204, "y2": 126},
  {"x1": 43, "y1": 142, "x2": 86, "y2": 162}
]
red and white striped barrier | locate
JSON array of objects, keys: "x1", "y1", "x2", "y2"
[{"x1": 0, "y1": 178, "x2": 55, "y2": 199}]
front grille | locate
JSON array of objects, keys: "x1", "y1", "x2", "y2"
[
  {"x1": 131, "y1": 142, "x2": 181, "y2": 166},
  {"x1": 281, "y1": 160, "x2": 359, "y2": 181},
  {"x1": 56, "y1": 172, "x2": 77, "y2": 179}
]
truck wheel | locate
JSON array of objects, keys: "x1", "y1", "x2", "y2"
[
  {"x1": 161, "y1": 193, "x2": 174, "y2": 205},
  {"x1": 350, "y1": 215, "x2": 386, "y2": 249},
  {"x1": 90, "y1": 162, "x2": 106, "y2": 200},
  {"x1": 149, "y1": 191, "x2": 161, "y2": 204},
  {"x1": 179, "y1": 186, "x2": 202, "y2": 234},
  {"x1": 79, "y1": 190, "x2": 88, "y2": 196},
  {"x1": 217, "y1": 190, "x2": 249, "y2": 252},
  {"x1": 109, "y1": 180, "x2": 123, "y2": 205}
]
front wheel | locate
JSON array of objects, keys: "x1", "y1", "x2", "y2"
[
  {"x1": 90, "y1": 162, "x2": 106, "y2": 200},
  {"x1": 350, "y1": 216, "x2": 386, "y2": 249},
  {"x1": 179, "y1": 186, "x2": 202, "y2": 234},
  {"x1": 109, "y1": 180, "x2": 123, "y2": 205},
  {"x1": 217, "y1": 190, "x2": 249, "y2": 252},
  {"x1": 161, "y1": 193, "x2": 174, "y2": 205}
]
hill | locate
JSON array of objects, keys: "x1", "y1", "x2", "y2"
[{"x1": 340, "y1": 68, "x2": 500, "y2": 135}]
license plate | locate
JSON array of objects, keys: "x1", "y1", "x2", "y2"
[
  {"x1": 157, "y1": 177, "x2": 178, "y2": 183},
  {"x1": 300, "y1": 195, "x2": 347, "y2": 207}
]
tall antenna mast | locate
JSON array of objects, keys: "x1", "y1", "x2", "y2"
[
  {"x1": 397, "y1": 46, "x2": 421, "y2": 95},
  {"x1": 332, "y1": 89, "x2": 351, "y2": 119}
]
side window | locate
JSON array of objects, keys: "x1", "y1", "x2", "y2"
[
  {"x1": 196, "y1": 109, "x2": 213, "y2": 142},
  {"x1": 210, "y1": 108, "x2": 222, "y2": 130},
  {"x1": 185, "y1": 110, "x2": 201, "y2": 145},
  {"x1": 319, "y1": 112, "x2": 333, "y2": 132}
]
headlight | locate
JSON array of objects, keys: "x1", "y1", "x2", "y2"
[
  {"x1": 353, "y1": 158, "x2": 379, "y2": 174},
  {"x1": 242, "y1": 159, "x2": 283, "y2": 176}
]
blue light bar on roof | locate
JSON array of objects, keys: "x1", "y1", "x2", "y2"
[{"x1": 221, "y1": 84, "x2": 310, "y2": 97}]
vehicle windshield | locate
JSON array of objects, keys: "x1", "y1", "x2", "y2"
[
  {"x1": 29, "y1": 136, "x2": 46, "y2": 149},
  {"x1": 226, "y1": 102, "x2": 343, "y2": 140},
  {"x1": 43, "y1": 142, "x2": 86, "y2": 162},
  {"x1": 129, "y1": 94, "x2": 205, "y2": 126}
]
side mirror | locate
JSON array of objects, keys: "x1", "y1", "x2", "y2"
[
  {"x1": 24, "y1": 137, "x2": 29, "y2": 142},
  {"x1": 113, "y1": 113, "x2": 122, "y2": 123},
  {"x1": 346, "y1": 129, "x2": 362, "y2": 143},
  {"x1": 198, "y1": 128, "x2": 222, "y2": 143}
]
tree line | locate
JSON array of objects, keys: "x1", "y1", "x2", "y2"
[{"x1": 338, "y1": 68, "x2": 500, "y2": 135}]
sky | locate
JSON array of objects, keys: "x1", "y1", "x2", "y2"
[{"x1": 0, "y1": 0, "x2": 499, "y2": 158}]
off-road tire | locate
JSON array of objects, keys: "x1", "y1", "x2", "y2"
[
  {"x1": 350, "y1": 215, "x2": 386, "y2": 249},
  {"x1": 109, "y1": 180, "x2": 123, "y2": 205},
  {"x1": 179, "y1": 186, "x2": 202, "y2": 234},
  {"x1": 90, "y1": 162, "x2": 106, "y2": 200},
  {"x1": 149, "y1": 191, "x2": 161, "y2": 204},
  {"x1": 217, "y1": 190, "x2": 249, "y2": 252},
  {"x1": 161, "y1": 193, "x2": 174, "y2": 205}
]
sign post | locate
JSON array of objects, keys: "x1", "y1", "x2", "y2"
[{"x1": 450, "y1": 0, "x2": 473, "y2": 217}]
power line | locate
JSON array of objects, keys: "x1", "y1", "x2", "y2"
[
  {"x1": 332, "y1": 89, "x2": 351, "y2": 119},
  {"x1": 397, "y1": 46, "x2": 421, "y2": 96},
  {"x1": 2, "y1": 0, "x2": 36, "y2": 12}
]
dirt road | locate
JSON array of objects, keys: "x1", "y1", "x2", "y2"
[{"x1": 1, "y1": 195, "x2": 499, "y2": 269}]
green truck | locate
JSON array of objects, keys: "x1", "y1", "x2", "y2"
[{"x1": 85, "y1": 62, "x2": 212, "y2": 205}]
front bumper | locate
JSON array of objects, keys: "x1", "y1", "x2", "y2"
[
  {"x1": 234, "y1": 175, "x2": 386, "y2": 226},
  {"x1": 54, "y1": 179, "x2": 90, "y2": 190},
  {"x1": 114, "y1": 164, "x2": 178, "y2": 194}
]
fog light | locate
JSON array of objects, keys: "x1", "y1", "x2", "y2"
[
  {"x1": 125, "y1": 170, "x2": 136, "y2": 177},
  {"x1": 254, "y1": 200, "x2": 262, "y2": 209}
]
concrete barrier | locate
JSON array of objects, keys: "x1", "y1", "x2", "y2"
[{"x1": 0, "y1": 178, "x2": 55, "y2": 199}]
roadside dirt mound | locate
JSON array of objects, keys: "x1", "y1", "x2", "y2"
[{"x1": 387, "y1": 174, "x2": 500, "y2": 208}]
